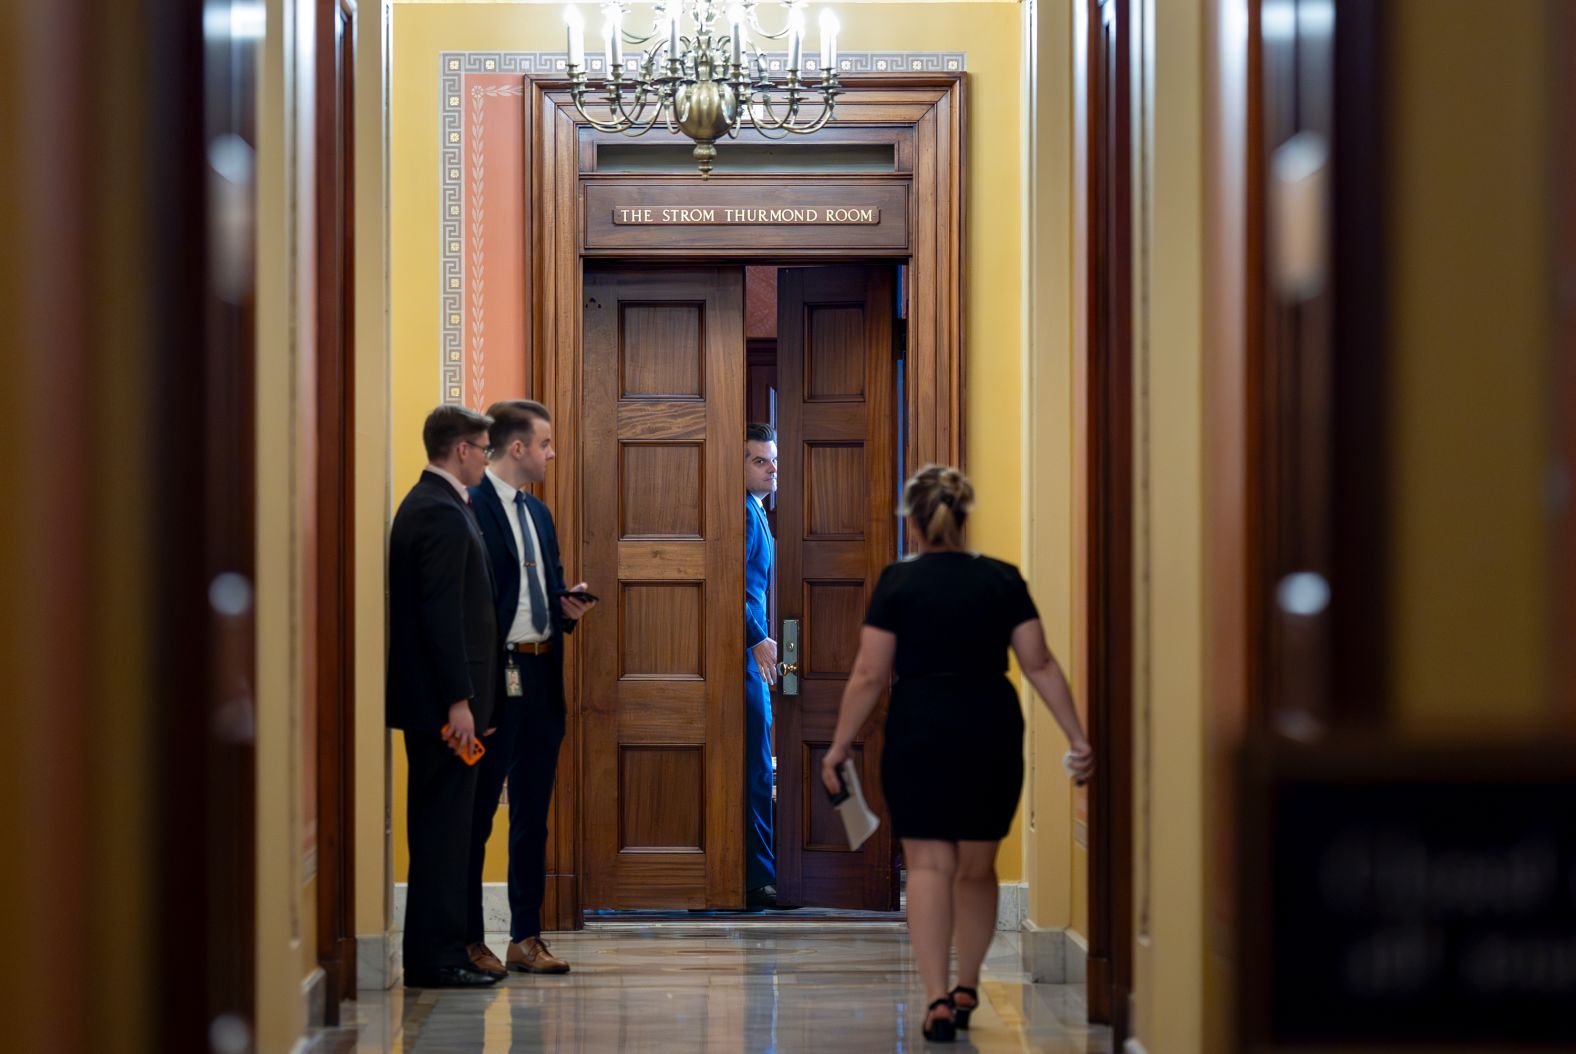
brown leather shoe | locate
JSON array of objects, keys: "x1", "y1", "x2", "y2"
[
  {"x1": 507, "y1": 936, "x2": 571, "y2": 974},
  {"x1": 467, "y1": 941, "x2": 507, "y2": 980}
]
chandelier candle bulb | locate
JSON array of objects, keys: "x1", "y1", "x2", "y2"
[
  {"x1": 787, "y1": 8, "x2": 804, "y2": 71},
  {"x1": 819, "y1": 10, "x2": 837, "y2": 70},
  {"x1": 564, "y1": 5, "x2": 585, "y2": 68},
  {"x1": 668, "y1": 14, "x2": 680, "y2": 59},
  {"x1": 727, "y1": 6, "x2": 744, "y2": 67},
  {"x1": 602, "y1": 12, "x2": 620, "y2": 70},
  {"x1": 788, "y1": 11, "x2": 806, "y2": 71}
]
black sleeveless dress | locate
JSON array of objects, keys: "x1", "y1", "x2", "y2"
[{"x1": 865, "y1": 552, "x2": 1040, "y2": 841}]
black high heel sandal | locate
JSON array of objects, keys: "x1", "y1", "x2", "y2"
[
  {"x1": 948, "y1": 986, "x2": 978, "y2": 1029},
  {"x1": 922, "y1": 997, "x2": 957, "y2": 1043}
]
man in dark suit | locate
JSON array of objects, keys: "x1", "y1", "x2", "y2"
[
  {"x1": 464, "y1": 400, "x2": 597, "y2": 977},
  {"x1": 386, "y1": 404, "x2": 501, "y2": 989}
]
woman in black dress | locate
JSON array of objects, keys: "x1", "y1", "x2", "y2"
[{"x1": 822, "y1": 465, "x2": 1094, "y2": 1042}]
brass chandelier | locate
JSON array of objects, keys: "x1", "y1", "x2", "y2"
[{"x1": 563, "y1": 0, "x2": 842, "y2": 177}]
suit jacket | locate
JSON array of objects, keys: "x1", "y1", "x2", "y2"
[
  {"x1": 468, "y1": 476, "x2": 576, "y2": 709},
  {"x1": 745, "y1": 494, "x2": 773, "y2": 650},
  {"x1": 386, "y1": 472, "x2": 499, "y2": 732}
]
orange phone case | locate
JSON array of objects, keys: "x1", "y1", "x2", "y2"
[{"x1": 440, "y1": 723, "x2": 487, "y2": 765}]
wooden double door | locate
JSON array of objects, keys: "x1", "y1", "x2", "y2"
[{"x1": 580, "y1": 263, "x2": 900, "y2": 911}]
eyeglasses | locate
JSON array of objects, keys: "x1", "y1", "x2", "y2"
[{"x1": 460, "y1": 438, "x2": 494, "y2": 457}]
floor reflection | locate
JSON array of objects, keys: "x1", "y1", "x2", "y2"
[{"x1": 311, "y1": 925, "x2": 1112, "y2": 1053}]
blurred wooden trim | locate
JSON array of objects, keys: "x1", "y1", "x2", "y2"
[
  {"x1": 1556, "y1": 0, "x2": 1576, "y2": 725},
  {"x1": 315, "y1": 0, "x2": 359, "y2": 1017},
  {"x1": 1083, "y1": 0, "x2": 1135, "y2": 1039}
]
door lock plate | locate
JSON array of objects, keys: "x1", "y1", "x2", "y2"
[{"x1": 779, "y1": 619, "x2": 800, "y2": 695}]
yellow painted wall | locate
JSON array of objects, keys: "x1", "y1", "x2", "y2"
[
  {"x1": 256, "y1": 0, "x2": 317, "y2": 1039},
  {"x1": 1386, "y1": 0, "x2": 1555, "y2": 736},
  {"x1": 1131, "y1": 0, "x2": 1207, "y2": 1048},
  {"x1": 354, "y1": 0, "x2": 397, "y2": 951},
  {"x1": 1023, "y1": 0, "x2": 1081, "y2": 935},
  {"x1": 389, "y1": 1, "x2": 1036, "y2": 887}
]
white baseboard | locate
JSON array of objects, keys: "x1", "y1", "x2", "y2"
[
  {"x1": 392, "y1": 882, "x2": 511, "y2": 935},
  {"x1": 1019, "y1": 922, "x2": 1068, "y2": 983},
  {"x1": 355, "y1": 930, "x2": 401, "y2": 991},
  {"x1": 1017, "y1": 923, "x2": 1089, "y2": 985},
  {"x1": 995, "y1": 881, "x2": 1028, "y2": 931},
  {"x1": 1065, "y1": 927, "x2": 1088, "y2": 984},
  {"x1": 301, "y1": 967, "x2": 327, "y2": 1029}
]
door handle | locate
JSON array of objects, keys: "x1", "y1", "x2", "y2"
[{"x1": 779, "y1": 619, "x2": 800, "y2": 696}]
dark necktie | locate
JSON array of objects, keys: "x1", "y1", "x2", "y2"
[{"x1": 513, "y1": 491, "x2": 550, "y2": 635}]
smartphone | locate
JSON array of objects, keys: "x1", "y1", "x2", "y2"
[
  {"x1": 441, "y1": 723, "x2": 487, "y2": 766},
  {"x1": 557, "y1": 588, "x2": 600, "y2": 605},
  {"x1": 825, "y1": 760, "x2": 850, "y2": 806}
]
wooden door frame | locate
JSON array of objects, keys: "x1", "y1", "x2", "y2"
[
  {"x1": 313, "y1": 0, "x2": 358, "y2": 1017},
  {"x1": 1082, "y1": 0, "x2": 1134, "y2": 1036},
  {"x1": 522, "y1": 74, "x2": 966, "y2": 929}
]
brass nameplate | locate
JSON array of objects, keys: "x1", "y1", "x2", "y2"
[{"x1": 613, "y1": 206, "x2": 881, "y2": 226}]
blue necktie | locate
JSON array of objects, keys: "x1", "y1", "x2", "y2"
[{"x1": 514, "y1": 491, "x2": 550, "y2": 634}]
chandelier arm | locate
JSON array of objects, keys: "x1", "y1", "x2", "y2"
[
  {"x1": 745, "y1": 88, "x2": 799, "y2": 129},
  {"x1": 601, "y1": 80, "x2": 654, "y2": 127},
  {"x1": 622, "y1": 27, "x2": 663, "y2": 47},
  {"x1": 619, "y1": 105, "x2": 670, "y2": 137},
  {"x1": 777, "y1": 99, "x2": 836, "y2": 134},
  {"x1": 744, "y1": 7, "x2": 794, "y2": 39},
  {"x1": 570, "y1": 91, "x2": 641, "y2": 134},
  {"x1": 607, "y1": 88, "x2": 654, "y2": 127},
  {"x1": 663, "y1": 89, "x2": 685, "y2": 134},
  {"x1": 743, "y1": 120, "x2": 795, "y2": 141},
  {"x1": 747, "y1": 89, "x2": 836, "y2": 135}
]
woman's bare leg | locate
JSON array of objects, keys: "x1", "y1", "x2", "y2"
[
  {"x1": 951, "y1": 839, "x2": 1001, "y2": 1008},
  {"x1": 902, "y1": 837, "x2": 959, "y2": 1024}
]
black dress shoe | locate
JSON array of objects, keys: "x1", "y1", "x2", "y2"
[
  {"x1": 745, "y1": 884, "x2": 799, "y2": 910},
  {"x1": 404, "y1": 965, "x2": 501, "y2": 989}
]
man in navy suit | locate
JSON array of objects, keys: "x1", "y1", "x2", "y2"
[
  {"x1": 744, "y1": 423, "x2": 782, "y2": 908},
  {"x1": 387, "y1": 404, "x2": 502, "y2": 988},
  {"x1": 463, "y1": 399, "x2": 597, "y2": 977}
]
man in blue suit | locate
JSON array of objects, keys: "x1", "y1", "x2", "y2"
[
  {"x1": 463, "y1": 399, "x2": 597, "y2": 977},
  {"x1": 744, "y1": 423, "x2": 782, "y2": 908}
]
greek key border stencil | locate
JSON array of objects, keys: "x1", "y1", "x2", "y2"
[{"x1": 438, "y1": 50, "x2": 967, "y2": 404}]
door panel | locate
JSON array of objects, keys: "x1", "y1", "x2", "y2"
[
  {"x1": 582, "y1": 267, "x2": 746, "y2": 908},
  {"x1": 775, "y1": 265, "x2": 899, "y2": 910}
]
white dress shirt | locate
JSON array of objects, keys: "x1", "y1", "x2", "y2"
[
  {"x1": 487, "y1": 468, "x2": 553, "y2": 644},
  {"x1": 423, "y1": 464, "x2": 470, "y2": 503}
]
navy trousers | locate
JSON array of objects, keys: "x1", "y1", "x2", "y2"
[
  {"x1": 745, "y1": 661, "x2": 775, "y2": 891},
  {"x1": 403, "y1": 726, "x2": 480, "y2": 972},
  {"x1": 465, "y1": 651, "x2": 565, "y2": 943}
]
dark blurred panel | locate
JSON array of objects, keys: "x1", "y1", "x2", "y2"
[
  {"x1": 0, "y1": 1, "x2": 96, "y2": 1050},
  {"x1": 0, "y1": 1, "x2": 257, "y2": 1049},
  {"x1": 1239, "y1": 740, "x2": 1576, "y2": 1049}
]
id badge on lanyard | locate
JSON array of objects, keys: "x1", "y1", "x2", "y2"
[{"x1": 505, "y1": 656, "x2": 524, "y2": 698}]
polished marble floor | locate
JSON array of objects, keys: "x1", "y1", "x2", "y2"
[{"x1": 311, "y1": 925, "x2": 1111, "y2": 1052}]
